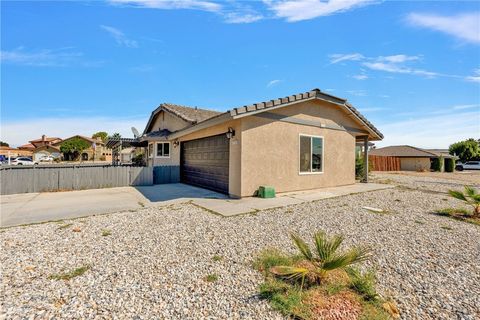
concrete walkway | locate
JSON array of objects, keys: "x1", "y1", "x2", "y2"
[
  {"x1": 193, "y1": 183, "x2": 394, "y2": 216},
  {"x1": 0, "y1": 183, "x2": 393, "y2": 227}
]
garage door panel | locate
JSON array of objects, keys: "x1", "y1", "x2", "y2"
[{"x1": 181, "y1": 134, "x2": 229, "y2": 194}]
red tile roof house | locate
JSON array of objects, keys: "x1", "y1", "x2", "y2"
[{"x1": 140, "y1": 89, "x2": 383, "y2": 198}]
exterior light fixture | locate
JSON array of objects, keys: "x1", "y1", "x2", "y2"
[
  {"x1": 226, "y1": 127, "x2": 235, "y2": 139},
  {"x1": 173, "y1": 140, "x2": 180, "y2": 148}
]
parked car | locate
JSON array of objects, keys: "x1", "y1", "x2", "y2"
[
  {"x1": 456, "y1": 161, "x2": 480, "y2": 171},
  {"x1": 11, "y1": 157, "x2": 38, "y2": 165},
  {"x1": 38, "y1": 155, "x2": 55, "y2": 162}
]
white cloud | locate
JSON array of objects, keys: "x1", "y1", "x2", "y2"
[
  {"x1": 100, "y1": 25, "x2": 138, "y2": 48},
  {"x1": 376, "y1": 111, "x2": 480, "y2": 149},
  {"x1": 362, "y1": 61, "x2": 439, "y2": 77},
  {"x1": 466, "y1": 68, "x2": 480, "y2": 83},
  {"x1": 267, "y1": 79, "x2": 282, "y2": 87},
  {"x1": 265, "y1": 0, "x2": 376, "y2": 22},
  {"x1": 1, "y1": 116, "x2": 148, "y2": 147},
  {"x1": 378, "y1": 54, "x2": 420, "y2": 63},
  {"x1": 0, "y1": 47, "x2": 83, "y2": 67},
  {"x1": 452, "y1": 104, "x2": 479, "y2": 110},
  {"x1": 329, "y1": 53, "x2": 364, "y2": 64},
  {"x1": 223, "y1": 12, "x2": 263, "y2": 24},
  {"x1": 109, "y1": 0, "x2": 222, "y2": 12},
  {"x1": 328, "y1": 52, "x2": 475, "y2": 80},
  {"x1": 406, "y1": 12, "x2": 480, "y2": 44},
  {"x1": 346, "y1": 89, "x2": 367, "y2": 96},
  {"x1": 352, "y1": 74, "x2": 368, "y2": 80}
]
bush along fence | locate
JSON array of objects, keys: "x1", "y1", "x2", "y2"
[{"x1": 0, "y1": 165, "x2": 153, "y2": 195}]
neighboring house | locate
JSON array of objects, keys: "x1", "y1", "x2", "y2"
[
  {"x1": 140, "y1": 88, "x2": 383, "y2": 198},
  {"x1": 53, "y1": 135, "x2": 107, "y2": 161},
  {"x1": 0, "y1": 146, "x2": 33, "y2": 158},
  {"x1": 18, "y1": 143, "x2": 36, "y2": 151},
  {"x1": 32, "y1": 145, "x2": 61, "y2": 161},
  {"x1": 29, "y1": 135, "x2": 63, "y2": 148},
  {"x1": 370, "y1": 145, "x2": 455, "y2": 171}
]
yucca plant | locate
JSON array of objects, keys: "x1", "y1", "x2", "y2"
[
  {"x1": 270, "y1": 231, "x2": 371, "y2": 288},
  {"x1": 448, "y1": 186, "x2": 480, "y2": 217}
]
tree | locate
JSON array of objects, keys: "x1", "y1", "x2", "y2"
[
  {"x1": 449, "y1": 138, "x2": 480, "y2": 163},
  {"x1": 0, "y1": 141, "x2": 9, "y2": 147},
  {"x1": 109, "y1": 133, "x2": 121, "y2": 140},
  {"x1": 92, "y1": 131, "x2": 108, "y2": 142},
  {"x1": 60, "y1": 137, "x2": 91, "y2": 160}
]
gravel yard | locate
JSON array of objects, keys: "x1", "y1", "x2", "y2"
[
  {"x1": 1, "y1": 182, "x2": 480, "y2": 319},
  {"x1": 372, "y1": 171, "x2": 480, "y2": 193}
]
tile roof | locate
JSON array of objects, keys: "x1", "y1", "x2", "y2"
[
  {"x1": 33, "y1": 145, "x2": 61, "y2": 152},
  {"x1": 229, "y1": 88, "x2": 383, "y2": 139},
  {"x1": 144, "y1": 88, "x2": 383, "y2": 140},
  {"x1": 29, "y1": 137, "x2": 62, "y2": 143},
  {"x1": 144, "y1": 129, "x2": 171, "y2": 138},
  {"x1": 161, "y1": 103, "x2": 222, "y2": 124},
  {"x1": 18, "y1": 143, "x2": 35, "y2": 149},
  {"x1": 370, "y1": 145, "x2": 453, "y2": 158}
]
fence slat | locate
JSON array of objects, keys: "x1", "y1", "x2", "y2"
[
  {"x1": 368, "y1": 155, "x2": 401, "y2": 171},
  {"x1": 0, "y1": 165, "x2": 153, "y2": 195}
]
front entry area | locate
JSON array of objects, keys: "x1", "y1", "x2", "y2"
[{"x1": 180, "y1": 134, "x2": 229, "y2": 194}]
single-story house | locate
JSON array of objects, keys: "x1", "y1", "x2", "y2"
[
  {"x1": 53, "y1": 135, "x2": 106, "y2": 161},
  {"x1": 140, "y1": 88, "x2": 383, "y2": 198},
  {"x1": 32, "y1": 145, "x2": 61, "y2": 161},
  {"x1": 369, "y1": 145, "x2": 455, "y2": 171},
  {"x1": 0, "y1": 146, "x2": 33, "y2": 158}
]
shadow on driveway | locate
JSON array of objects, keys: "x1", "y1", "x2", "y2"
[{"x1": 134, "y1": 183, "x2": 228, "y2": 202}]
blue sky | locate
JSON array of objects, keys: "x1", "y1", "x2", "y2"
[{"x1": 1, "y1": 0, "x2": 479, "y2": 148}]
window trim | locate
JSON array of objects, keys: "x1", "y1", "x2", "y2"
[
  {"x1": 298, "y1": 134, "x2": 324, "y2": 175},
  {"x1": 155, "y1": 142, "x2": 171, "y2": 158}
]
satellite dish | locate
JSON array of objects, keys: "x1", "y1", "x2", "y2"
[{"x1": 131, "y1": 127, "x2": 140, "y2": 138}]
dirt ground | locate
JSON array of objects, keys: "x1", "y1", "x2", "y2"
[{"x1": 372, "y1": 170, "x2": 480, "y2": 184}]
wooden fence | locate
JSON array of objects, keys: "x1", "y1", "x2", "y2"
[
  {"x1": 0, "y1": 165, "x2": 153, "y2": 195},
  {"x1": 368, "y1": 155, "x2": 401, "y2": 171}
]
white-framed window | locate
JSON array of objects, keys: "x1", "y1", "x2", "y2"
[
  {"x1": 299, "y1": 134, "x2": 324, "y2": 174},
  {"x1": 148, "y1": 143, "x2": 154, "y2": 158},
  {"x1": 156, "y1": 142, "x2": 170, "y2": 158}
]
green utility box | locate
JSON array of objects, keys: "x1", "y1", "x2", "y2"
[{"x1": 258, "y1": 186, "x2": 276, "y2": 198}]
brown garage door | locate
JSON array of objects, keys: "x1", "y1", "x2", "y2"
[{"x1": 180, "y1": 134, "x2": 229, "y2": 194}]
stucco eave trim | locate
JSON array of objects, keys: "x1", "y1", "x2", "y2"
[{"x1": 167, "y1": 113, "x2": 232, "y2": 140}]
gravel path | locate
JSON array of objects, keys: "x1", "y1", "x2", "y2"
[
  {"x1": 1, "y1": 187, "x2": 479, "y2": 319},
  {"x1": 372, "y1": 172, "x2": 480, "y2": 193}
]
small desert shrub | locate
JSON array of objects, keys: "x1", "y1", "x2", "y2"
[
  {"x1": 212, "y1": 255, "x2": 223, "y2": 262},
  {"x1": 57, "y1": 223, "x2": 73, "y2": 230},
  {"x1": 49, "y1": 265, "x2": 90, "y2": 281},
  {"x1": 434, "y1": 208, "x2": 480, "y2": 226},
  {"x1": 448, "y1": 186, "x2": 480, "y2": 217},
  {"x1": 346, "y1": 267, "x2": 379, "y2": 301},
  {"x1": 101, "y1": 229, "x2": 111, "y2": 236},
  {"x1": 268, "y1": 232, "x2": 371, "y2": 287},
  {"x1": 204, "y1": 274, "x2": 218, "y2": 282},
  {"x1": 255, "y1": 230, "x2": 395, "y2": 319}
]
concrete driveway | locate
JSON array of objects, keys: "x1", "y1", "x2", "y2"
[{"x1": 0, "y1": 183, "x2": 393, "y2": 227}]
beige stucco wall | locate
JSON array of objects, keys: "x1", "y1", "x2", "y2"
[
  {"x1": 148, "y1": 111, "x2": 191, "y2": 166},
  {"x1": 400, "y1": 158, "x2": 431, "y2": 171},
  {"x1": 150, "y1": 110, "x2": 190, "y2": 132},
  {"x1": 239, "y1": 99, "x2": 362, "y2": 197}
]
